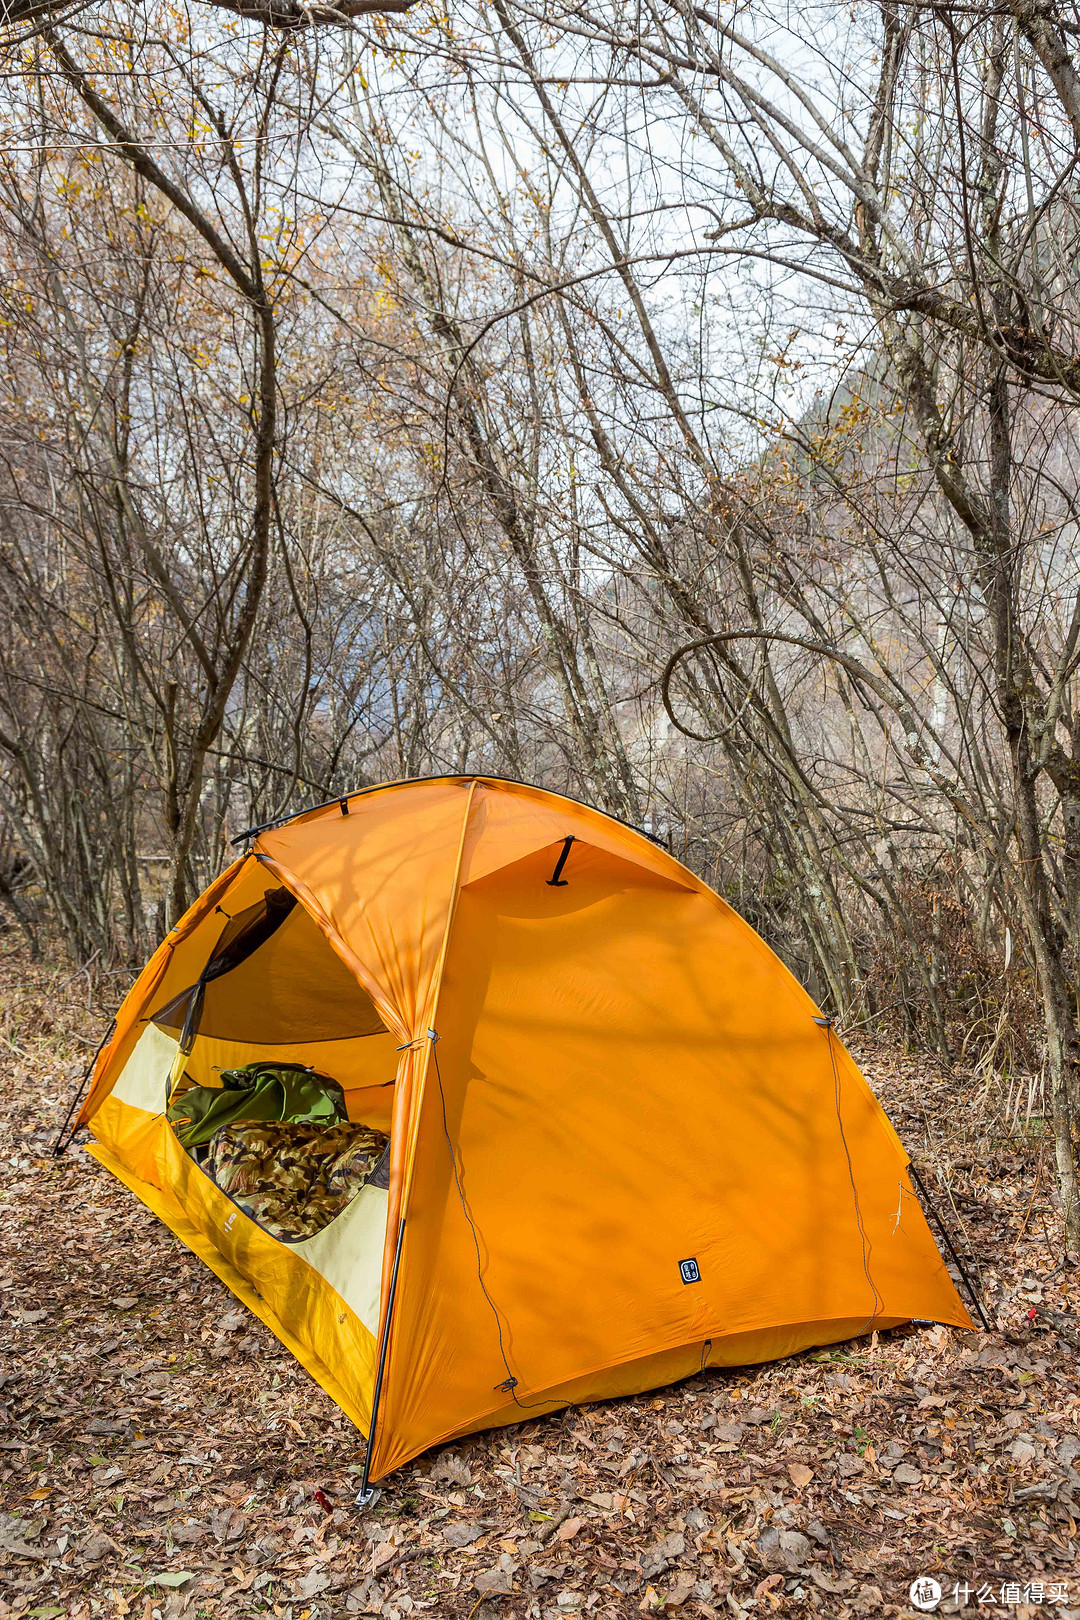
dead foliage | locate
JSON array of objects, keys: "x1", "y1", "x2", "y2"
[{"x1": 2, "y1": 958, "x2": 1079, "y2": 1618}]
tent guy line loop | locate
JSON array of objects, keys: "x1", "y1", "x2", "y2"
[
  {"x1": 814, "y1": 1011, "x2": 987, "y2": 1332},
  {"x1": 429, "y1": 1030, "x2": 549, "y2": 1411},
  {"x1": 818, "y1": 1014, "x2": 885, "y2": 1338}
]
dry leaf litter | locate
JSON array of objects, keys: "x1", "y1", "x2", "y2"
[{"x1": 2, "y1": 959, "x2": 1079, "y2": 1618}]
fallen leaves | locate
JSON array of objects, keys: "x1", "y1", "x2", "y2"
[
  {"x1": 209, "y1": 1505, "x2": 246, "y2": 1544},
  {"x1": 2, "y1": 971, "x2": 1080, "y2": 1620},
  {"x1": 663, "y1": 1571, "x2": 698, "y2": 1607},
  {"x1": 428, "y1": 1452, "x2": 471, "y2": 1486},
  {"x1": 757, "y1": 1525, "x2": 812, "y2": 1572},
  {"x1": 0, "y1": 1514, "x2": 51, "y2": 1561},
  {"x1": 441, "y1": 1521, "x2": 485, "y2": 1547},
  {"x1": 293, "y1": 1564, "x2": 332, "y2": 1597},
  {"x1": 473, "y1": 1565, "x2": 513, "y2": 1594},
  {"x1": 370, "y1": 1539, "x2": 398, "y2": 1571}
]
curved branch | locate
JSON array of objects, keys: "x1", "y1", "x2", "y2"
[{"x1": 660, "y1": 627, "x2": 980, "y2": 830}]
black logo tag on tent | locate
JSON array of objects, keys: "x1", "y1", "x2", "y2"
[{"x1": 679, "y1": 1257, "x2": 701, "y2": 1285}]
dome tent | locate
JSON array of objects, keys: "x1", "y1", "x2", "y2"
[{"x1": 77, "y1": 775, "x2": 972, "y2": 1488}]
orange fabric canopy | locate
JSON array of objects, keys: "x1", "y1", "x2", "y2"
[{"x1": 81, "y1": 776, "x2": 972, "y2": 1481}]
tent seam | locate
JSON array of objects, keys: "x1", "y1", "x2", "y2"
[{"x1": 367, "y1": 777, "x2": 480, "y2": 1480}]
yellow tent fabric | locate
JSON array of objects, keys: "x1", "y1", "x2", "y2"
[{"x1": 80, "y1": 775, "x2": 972, "y2": 1482}]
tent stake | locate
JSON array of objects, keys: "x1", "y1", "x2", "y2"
[{"x1": 356, "y1": 1216, "x2": 405, "y2": 1508}]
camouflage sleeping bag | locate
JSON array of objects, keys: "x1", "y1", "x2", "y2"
[{"x1": 203, "y1": 1120, "x2": 389, "y2": 1240}]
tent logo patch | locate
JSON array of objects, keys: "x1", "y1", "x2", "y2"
[{"x1": 679, "y1": 1257, "x2": 701, "y2": 1285}]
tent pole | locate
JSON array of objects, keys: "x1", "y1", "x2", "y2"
[
  {"x1": 229, "y1": 773, "x2": 669, "y2": 850},
  {"x1": 52, "y1": 1017, "x2": 116, "y2": 1157},
  {"x1": 356, "y1": 1216, "x2": 405, "y2": 1508},
  {"x1": 908, "y1": 1163, "x2": 990, "y2": 1331}
]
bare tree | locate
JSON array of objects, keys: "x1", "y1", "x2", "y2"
[{"x1": 3, "y1": 0, "x2": 1080, "y2": 1252}]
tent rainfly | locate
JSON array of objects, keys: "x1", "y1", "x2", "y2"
[{"x1": 74, "y1": 775, "x2": 972, "y2": 1488}]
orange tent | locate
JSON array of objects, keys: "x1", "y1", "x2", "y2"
[{"x1": 77, "y1": 775, "x2": 972, "y2": 1486}]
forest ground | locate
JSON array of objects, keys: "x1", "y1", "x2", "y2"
[{"x1": 2, "y1": 955, "x2": 1079, "y2": 1620}]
